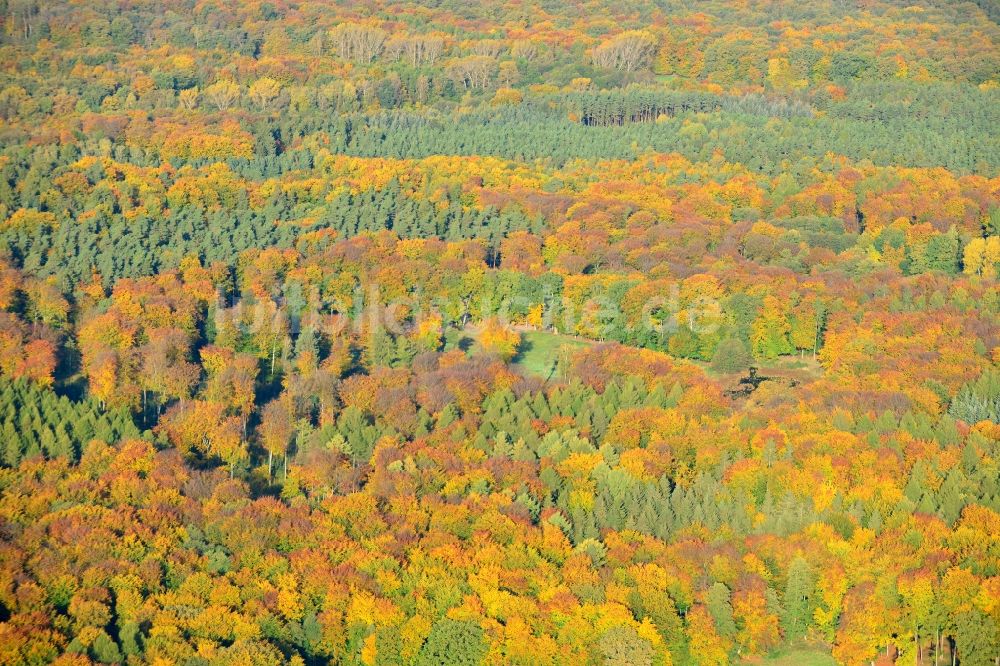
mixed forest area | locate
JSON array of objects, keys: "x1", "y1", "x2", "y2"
[{"x1": 0, "y1": 0, "x2": 998, "y2": 664}]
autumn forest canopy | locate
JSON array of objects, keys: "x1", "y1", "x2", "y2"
[{"x1": 0, "y1": 0, "x2": 999, "y2": 665}]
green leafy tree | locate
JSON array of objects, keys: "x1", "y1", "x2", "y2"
[
  {"x1": 782, "y1": 556, "x2": 816, "y2": 641},
  {"x1": 710, "y1": 336, "x2": 753, "y2": 373},
  {"x1": 596, "y1": 625, "x2": 655, "y2": 666},
  {"x1": 706, "y1": 582, "x2": 737, "y2": 641},
  {"x1": 416, "y1": 619, "x2": 487, "y2": 666}
]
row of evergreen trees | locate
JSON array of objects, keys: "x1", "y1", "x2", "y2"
[
  {"x1": 3, "y1": 184, "x2": 542, "y2": 287},
  {"x1": 0, "y1": 378, "x2": 139, "y2": 467},
  {"x1": 568, "y1": 89, "x2": 814, "y2": 126},
  {"x1": 303, "y1": 92, "x2": 997, "y2": 173}
]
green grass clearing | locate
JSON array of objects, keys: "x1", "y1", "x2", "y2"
[
  {"x1": 510, "y1": 330, "x2": 592, "y2": 379},
  {"x1": 742, "y1": 647, "x2": 836, "y2": 666},
  {"x1": 448, "y1": 328, "x2": 590, "y2": 379}
]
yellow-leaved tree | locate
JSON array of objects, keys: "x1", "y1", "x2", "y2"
[{"x1": 478, "y1": 317, "x2": 520, "y2": 361}]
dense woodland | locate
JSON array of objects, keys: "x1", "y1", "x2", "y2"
[{"x1": 0, "y1": 1, "x2": 999, "y2": 665}]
